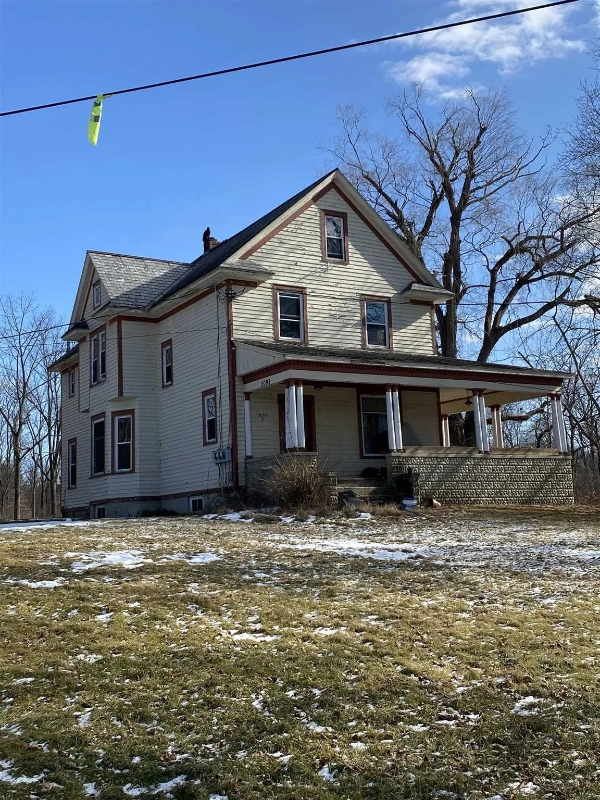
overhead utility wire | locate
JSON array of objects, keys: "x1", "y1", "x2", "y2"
[
  {"x1": 0, "y1": 0, "x2": 578, "y2": 118},
  {"x1": 0, "y1": 294, "x2": 591, "y2": 342}
]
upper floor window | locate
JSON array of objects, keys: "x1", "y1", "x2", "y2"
[
  {"x1": 113, "y1": 411, "x2": 134, "y2": 473},
  {"x1": 161, "y1": 340, "x2": 173, "y2": 387},
  {"x1": 203, "y1": 389, "x2": 217, "y2": 445},
  {"x1": 361, "y1": 297, "x2": 391, "y2": 349},
  {"x1": 92, "y1": 281, "x2": 101, "y2": 309},
  {"x1": 91, "y1": 415, "x2": 105, "y2": 475},
  {"x1": 68, "y1": 368, "x2": 76, "y2": 397},
  {"x1": 67, "y1": 439, "x2": 77, "y2": 489},
  {"x1": 275, "y1": 287, "x2": 306, "y2": 342},
  {"x1": 322, "y1": 211, "x2": 348, "y2": 262},
  {"x1": 90, "y1": 329, "x2": 106, "y2": 385}
]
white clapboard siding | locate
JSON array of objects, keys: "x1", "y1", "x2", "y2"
[
  {"x1": 231, "y1": 188, "x2": 435, "y2": 354},
  {"x1": 154, "y1": 291, "x2": 230, "y2": 496}
]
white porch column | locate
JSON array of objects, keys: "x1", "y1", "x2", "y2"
[
  {"x1": 550, "y1": 394, "x2": 562, "y2": 451},
  {"x1": 441, "y1": 415, "x2": 451, "y2": 447},
  {"x1": 385, "y1": 386, "x2": 397, "y2": 451},
  {"x1": 479, "y1": 393, "x2": 490, "y2": 453},
  {"x1": 472, "y1": 391, "x2": 484, "y2": 452},
  {"x1": 557, "y1": 396, "x2": 569, "y2": 453},
  {"x1": 392, "y1": 386, "x2": 403, "y2": 451},
  {"x1": 296, "y1": 382, "x2": 306, "y2": 449},
  {"x1": 491, "y1": 405, "x2": 504, "y2": 449},
  {"x1": 551, "y1": 394, "x2": 568, "y2": 453},
  {"x1": 286, "y1": 383, "x2": 298, "y2": 449},
  {"x1": 244, "y1": 392, "x2": 253, "y2": 458}
]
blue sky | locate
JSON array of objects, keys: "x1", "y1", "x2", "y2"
[{"x1": 0, "y1": 0, "x2": 597, "y2": 323}]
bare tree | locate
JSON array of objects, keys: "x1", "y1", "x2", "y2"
[
  {"x1": 0, "y1": 295, "x2": 61, "y2": 520},
  {"x1": 330, "y1": 87, "x2": 600, "y2": 362}
]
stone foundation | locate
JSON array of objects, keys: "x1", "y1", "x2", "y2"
[{"x1": 388, "y1": 449, "x2": 574, "y2": 505}]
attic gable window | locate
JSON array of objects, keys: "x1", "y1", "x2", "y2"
[
  {"x1": 322, "y1": 210, "x2": 348, "y2": 263},
  {"x1": 92, "y1": 281, "x2": 101, "y2": 309}
]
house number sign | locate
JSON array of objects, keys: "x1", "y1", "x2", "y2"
[{"x1": 260, "y1": 378, "x2": 271, "y2": 387}]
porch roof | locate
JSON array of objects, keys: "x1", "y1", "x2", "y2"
[{"x1": 236, "y1": 341, "x2": 569, "y2": 413}]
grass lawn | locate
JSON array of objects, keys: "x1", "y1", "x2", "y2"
[{"x1": 1, "y1": 507, "x2": 599, "y2": 799}]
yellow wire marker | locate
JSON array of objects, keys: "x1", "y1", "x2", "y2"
[{"x1": 87, "y1": 95, "x2": 103, "y2": 145}]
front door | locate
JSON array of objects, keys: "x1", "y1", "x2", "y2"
[{"x1": 277, "y1": 394, "x2": 317, "y2": 452}]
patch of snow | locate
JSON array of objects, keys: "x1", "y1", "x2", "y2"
[
  {"x1": 0, "y1": 519, "x2": 97, "y2": 533},
  {"x1": 357, "y1": 512, "x2": 372, "y2": 520},
  {"x1": 161, "y1": 552, "x2": 220, "y2": 565},
  {"x1": 122, "y1": 785, "x2": 147, "y2": 797},
  {"x1": 230, "y1": 632, "x2": 278, "y2": 643},
  {"x1": 95, "y1": 612, "x2": 113, "y2": 623},
  {"x1": 318, "y1": 764, "x2": 337, "y2": 783},
  {"x1": 11, "y1": 677, "x2": 34, "y2": 685},
  {"x1": 68, "y1": 550, "x2": 152, "y2": 572},
  {"x1": 83, "y1": 782, "x2": 99, "y2": 796},
  {"x1": 208, "y1": 795, "x2": 229, "y2": 800},
  {"x1": 511, "y1": 696, "x2": 543, "y2": 716},
  {"x1": 0, "y1": 759, "x2": 44, "y2": 784},
  {"x1": 314, "y1": 626, "x2": 345, "y2": 636},
  {"x1": 154, "y1": 775, "x2": 187, "y2": 793},
  {"x1": 350, "y1": 741, "x2": 367, "y2": 750},
  {"x1": 5, "y1": 578, "x2": 65, "y2": 589},
  {"x1": 76, "y1": 711, "x2": 92, "y2": 728},
  {"x1": 75, "y1": 653, "x2": 103, "y2": 664}
]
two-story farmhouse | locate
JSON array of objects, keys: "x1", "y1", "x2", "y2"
[{"x1": 49, "y1": 169, "x2": 573, "y2": 517}]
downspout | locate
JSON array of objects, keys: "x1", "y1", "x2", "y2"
[{"x1": 224, "y1": 281, "x2": 239, "y2": 488}]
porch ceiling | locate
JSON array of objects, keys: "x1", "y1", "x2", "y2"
[{"x1": 236, "y1": 341, "x2": 567, "y2": 406}]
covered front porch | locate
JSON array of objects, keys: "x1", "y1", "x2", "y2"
[{"x1": 236, "y1": 341, "x2": 573, "y2": 504}]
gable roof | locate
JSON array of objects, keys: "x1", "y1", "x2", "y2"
[
  {"x1": 68, "y1": 169, "x2": 444, "y2": 327},
  {"x1": 154, "y1": 171, "x2": 338, "y2": 301},
  {"x1": 88, "y1": 252, "x2": 190, "y2": 311}
]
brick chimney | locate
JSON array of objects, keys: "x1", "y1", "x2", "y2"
[{"x1": 203, "y1": 226, "x2": 220, "y2": 253}]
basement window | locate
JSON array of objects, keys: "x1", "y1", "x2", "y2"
[{"x1": 190, "y1": 496, "x2": 204, "y2": 514}]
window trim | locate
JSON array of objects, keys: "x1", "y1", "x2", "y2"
[
  {"x1": 111, "y1": 410, "x2": 135, "y2": 474},
  {"x1": 67, "y1": 438, "x2": 77, "y2": 489},
  {"x1": 90, "y1": 413, "x2": 106, "y2": 477},
  {"x1": 95, "y1": 505, "x2": 106, "y2": 520},
  {"x1": 189, "y1": 496, "x2": 204, "y2": 514},
  {"x1": 161, "y1": 339, "x2": 173, "y2": 387},
  {"x1": 360, "y1": 295, "x2": 393, "y2": 350},
  {"x1": 90, "y1": 327, "x2": 107, "y2": 386},
  {"x1": 202, "y1": 388, "x2": 218, "y2": 446},
  {"x1": 356, "y1": 388, "x2": 394, "y2": 459},
  {"x1": 321, "y1": 209, "x2": 348, "y2": 264},
  {"x1": 92, "y1": 280, "x2": 101, "y2": 309},
  {"x1": 68, "y1": 367, "x2": 76, "y2": 398},
  {"x1": 272, "y1": 284, "x2": 308, "y2": 343}
]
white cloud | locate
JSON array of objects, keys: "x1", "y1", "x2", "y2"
[{"x1": 387, "y1": 0, "x2": 585, "y2": 98}]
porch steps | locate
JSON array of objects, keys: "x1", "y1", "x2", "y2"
[{"x1": 336, "y1": 479, "x2": 397, "y2": 503}]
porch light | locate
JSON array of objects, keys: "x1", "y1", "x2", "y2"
[
  {"x1": 314, "y1": 383, "x2": 324, "y2": 391},
  {"x1": 465, "y1": 396, "x2": 473, "y2": 407}
]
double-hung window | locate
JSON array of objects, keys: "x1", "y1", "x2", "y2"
[
  {"x1": 161, "y1": 340, "x2": 173, "y2": 387},
  {"x1": 203, "y1": 389, "x2": 217, "y2": 445},
  {"x1": 67, "y1": 439, "x2": 77, "y2": 489},
  {"x1": 113, "y1": 412, "x2": 134, "y2": 473},
  {"x1": 90, "y1": 329, "x2": 106, "y2": 384},
  {"x1": 276, "y1": 288, "x2": 306, "y2": 342},
  {"x1": 360, "y1": 396, "x2": 389, "y2": 456},
  {"x1": 322, "y1": 211, "x2": 347, "y2": 262},
  {"x1": 362, "y1": 298, "x2": 391, "y2": 349},
  {"x1": 68, "y1": 368, "x2": 76, "y2": 397},
  {"x1": 91, "y1": 415, "x2": 105, "y2": 475}
]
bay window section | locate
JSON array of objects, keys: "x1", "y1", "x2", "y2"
[
  {"x1": 90, "y1": 329, "x2": 106, "y2": 385},
  {"x1": 91, "y1": 416, "x2": 105, "y2": 475},
  {"x1": 113, "y1": 412, "x2": 134, "y2": 473}
]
